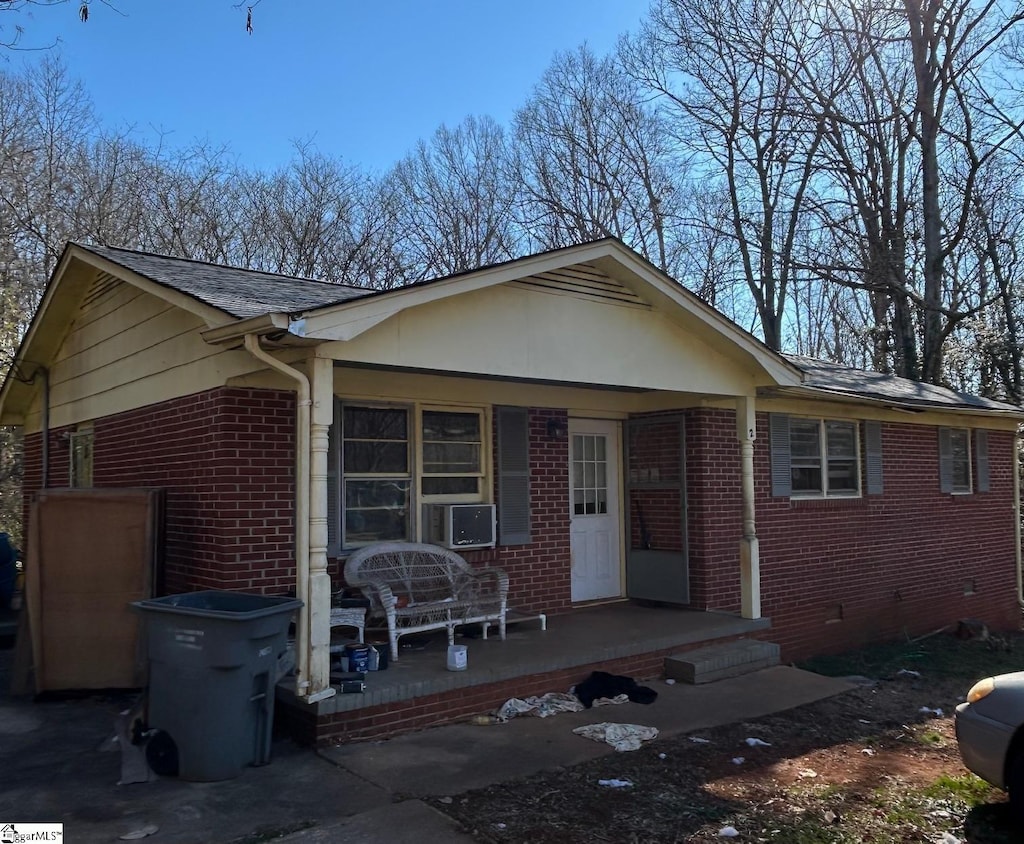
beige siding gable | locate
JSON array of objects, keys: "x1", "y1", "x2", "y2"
[
  {"x1": 321, "y1": 281, "x2": 762, "y2": 396},
  {"x1": 29, "y1": 283, "x2": 261, "y2": 431}
]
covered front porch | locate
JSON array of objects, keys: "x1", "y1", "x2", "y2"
[
  {"x1": 206, "y1": 240, "x2": 804, "y2": 708},
  {"x1": 276, "y1": 601, "x2": 773, "y2": 745}
]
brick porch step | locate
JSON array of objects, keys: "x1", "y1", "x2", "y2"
[{"x1": 664, "y1": 639, "x2": 780, "y2": 684}]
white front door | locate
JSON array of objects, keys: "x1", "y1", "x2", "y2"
[{"x1": 569, "y1": 419, "x2": 622, "y2": 602}]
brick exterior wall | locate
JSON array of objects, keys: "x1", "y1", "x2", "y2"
[
  {"x1": 462, "y1": 408, "x2": 573, "y2": 615},
  {"x1": 21, "y1": 389, "x2": 1019, "y2": 684},
  {"x1": 685, "y1": 408, "x2": 1021, "y2": 662},
  {"x1": 21, "y1": 387, "x2": 297, "y2": 595}
]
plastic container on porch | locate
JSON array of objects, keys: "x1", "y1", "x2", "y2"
[{"x1": 131, "y1": 590, "x2": 302, "y2": 782}]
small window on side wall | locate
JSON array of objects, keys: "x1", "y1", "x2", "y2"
[
  {"x1": 68, "y1": 426, "x2": 94, "y2": 488},
  {"x1": 939, "y1": 427, "x2": 972, "y2": 494}
]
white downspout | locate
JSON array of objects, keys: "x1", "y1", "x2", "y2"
[{"x1": 242, "y1": 335, "x2": 319, "y2": 699}]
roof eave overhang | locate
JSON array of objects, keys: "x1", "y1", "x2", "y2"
[
  {"x1": 201, "y1": 313, "x2": 299, "y2": 346},
  {"x1": 762, "y1": 384, "x2": 1024, "y2": 421}
]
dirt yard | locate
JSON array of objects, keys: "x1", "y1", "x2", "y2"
[{"x1": 431, "y1": 630, "x2": 1024, "y2": 843}]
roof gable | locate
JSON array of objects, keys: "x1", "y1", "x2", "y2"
[{"x1": 276, "y1": 239, "x2": 802, "y2": 388}]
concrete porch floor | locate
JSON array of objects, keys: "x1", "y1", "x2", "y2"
[{"x1": 279, "y1": 602, "x2": 772, "y2": 732}]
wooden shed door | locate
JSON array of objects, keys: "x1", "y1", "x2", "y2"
[{"x1": 27, "y1": 488, "x2": 163, "y2": 691}]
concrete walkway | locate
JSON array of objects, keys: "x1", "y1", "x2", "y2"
[{"x1": 0, "y1": 658, "x2": 851, "y2": 843}]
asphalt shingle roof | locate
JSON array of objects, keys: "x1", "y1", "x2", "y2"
[
  {"x1": 75, "y1": 244, "x2": 1022, "y2": 415},
  {"x1": 80, "y1": 244, "x2": 373, "y2": 319},
  {"x1": 785, "y1": 354, "x2": 1022, "y2": 413}
]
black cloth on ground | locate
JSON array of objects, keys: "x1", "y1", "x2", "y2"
[{"x1": 574, "y1": 671, "x2": 658, "y2": 708}]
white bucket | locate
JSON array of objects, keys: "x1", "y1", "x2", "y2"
[{"x1": 447, "y1": 644, "x2": 468, "y2": 671}]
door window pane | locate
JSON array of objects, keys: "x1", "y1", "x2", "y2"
[{"x1": 572, "y1": 434, "x2": 609, "y2": 517}]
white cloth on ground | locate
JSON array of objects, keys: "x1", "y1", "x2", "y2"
[{"x1": 572, "y1": 722, "x2": 659, "y2": 752}]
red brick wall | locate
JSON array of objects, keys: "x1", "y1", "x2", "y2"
[
  {"x1": 685, "y1": 409, "x2": 743, "y2": 613},
  {"x1": 463, "y1": 408, "x2": 572, "y2": 615},
  {"x1": 687, "y1": 408, "x2": 1020, "y2": 661},
  {"x1": 627, "y1": 416, "x2": 684, "y2": 553},
  {"x1": 21, "y1": 387, "x2": 297, "y2": 595}
]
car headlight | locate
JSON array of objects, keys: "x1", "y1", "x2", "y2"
[{"x1": 967, "y1": 677, "x2": 996, "y2": 704}]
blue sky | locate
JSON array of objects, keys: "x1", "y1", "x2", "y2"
[{"x1": 12, "y1": 0, "x2": 647, "y2": 173}]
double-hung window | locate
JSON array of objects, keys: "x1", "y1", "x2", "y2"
[
  {"x1": 421, "y1": 409, "x2": 484, "y2": 499},
  {"x1": 791, "y1": 418, "x2": 859, "y2": 496},
  {"x1": 341, "y1": 406, "x2": 412, "y2": 547},
  {"x1": 68, "y1": 425, "x2": 94, "y2": 488},
  {"x1": 337, "y1": 403, "x2": 487, "y2": 549},
  {"x1": 771, "y1": 415, "x2": 861, "y2": 497},
  {"x1": 938, "y1": 427, "x2": 989, "y2": 494}
]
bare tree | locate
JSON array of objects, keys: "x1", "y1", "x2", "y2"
[
  {"x1": 387, "y1": 115, "x2": 521, "y2": 280},
  {"x1": 624, "y1": 0, "x2": 833, "y2": 350},
  {"x1": 512, "y1": 45, "x2": 685, "y2": 275}
]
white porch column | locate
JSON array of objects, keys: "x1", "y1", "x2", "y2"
[
  {"x1": 736, "y1": 395, "x2": 761, "y2": 619},
  {"x1": 304, "y1": 353, "x2": 336, "y2": 702}
]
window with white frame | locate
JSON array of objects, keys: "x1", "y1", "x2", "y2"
[
  {"x1": 789, "y1": 418, "x2": 859, "y2": 496},
  {"x1": 420, "y1": 409, "x2": 484, "y2": 498},
  {"x1": 338, "y1": 403, "x2": 487, "y2": 549},
  {"x1": 939, "y1": 427, "x2": 973, "y2": 494}
]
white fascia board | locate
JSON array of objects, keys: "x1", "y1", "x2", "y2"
[
  {"x1": 592, "y1": 243, "x2": 803, "y2": 387},
  {"x1": 0, "y1": 245, "x2": 89, "y2": 422},
  {"x1": 201, "y1": 313, "x2": 292, "y2": 345}
]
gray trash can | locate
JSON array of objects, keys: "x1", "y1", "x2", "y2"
[{"x1": 132, "y1": 590, "x2": 302, "y2": 782}]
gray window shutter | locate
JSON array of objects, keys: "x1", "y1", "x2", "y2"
[
  {"x1": 326, "y1": 401, "x2": 340, "y2": 556},
  {"x1": 769, "y1": 413, "x2": 792, "y2": 497},
  {"x1": 938, "y1": 427, "x2": 953, "y2": 493},
  {"x1": 976, "y1": 429, "x2": 990, "y2": 493},
  {"x1": 496, "y1": 406, "x2": 531, "y2": 545},
  {"x1": 864, "y1": 420, "x2": 883, "y2": 495}
]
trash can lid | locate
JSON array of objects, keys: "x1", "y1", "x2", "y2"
[{"x1": 132, "y1": 590, "x2": 303, "y2": 620}]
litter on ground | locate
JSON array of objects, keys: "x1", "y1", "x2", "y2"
[{"x1": 573, "y1": 723, "x2": 659, "y2": 752}]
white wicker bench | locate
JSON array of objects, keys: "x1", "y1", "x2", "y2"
[{"x1": 343, "y1": 541, "x2": 509, "y2": 661}]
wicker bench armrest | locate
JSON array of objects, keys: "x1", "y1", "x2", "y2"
[{"x1": 464, "y1": 566, "x2": 509, "y2": 598}]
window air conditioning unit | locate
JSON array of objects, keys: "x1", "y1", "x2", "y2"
[{"x1": 423, "y1": 504, "x2": 497, "y2": 549}]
